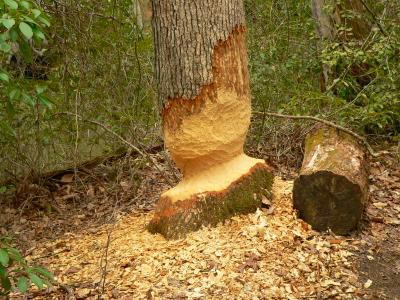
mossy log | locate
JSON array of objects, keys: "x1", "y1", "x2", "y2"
[
  {"x1": 293, "y1": 126, "x2": 369, "y2": 235},
  {"x1": 148, "y1": 163, "x2": 273, "y2": 239}
]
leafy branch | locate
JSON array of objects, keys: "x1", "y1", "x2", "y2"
[{"x1": 0, "y1": 236, "x2": 54, "y2": 296}]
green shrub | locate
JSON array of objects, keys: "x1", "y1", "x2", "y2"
[
  {"x1": 0, "y1": 236, "x2": 53, "y2": 296},
  {"x1": 319, "y1": 3, "x2": 400, "y2": 135},
  {"x1": 0, "y1": 0, "x2": 52, "y2": 112}
]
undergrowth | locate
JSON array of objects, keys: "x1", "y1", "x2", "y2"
[{"x1": 1, "y1": 0, "x2": 399, "y2": 184}]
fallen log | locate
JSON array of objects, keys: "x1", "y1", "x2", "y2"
[
  {"x1": 293, "y1": 126, "x2": 369, "y2": 235},
  {"x1": 0, "y1": 144, "x2": 163, "y2": 188}
]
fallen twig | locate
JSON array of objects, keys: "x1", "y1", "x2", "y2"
[
  {"x1": 98, "y1": 230, "x2": 112, "y2": 299},
  {"x1": 254, "y1": 111, "x2": 380, "y2": 157},
  {"x1": 59, "y1": 283, "x2": 75, "y2": 297}
]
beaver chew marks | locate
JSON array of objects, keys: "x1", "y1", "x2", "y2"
[{"x1": 149, "y1": 27, "x2": 274, "y2": 239}]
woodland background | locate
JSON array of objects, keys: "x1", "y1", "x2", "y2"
[
  {"x1": 1, "y1": 0, "x2": 399, "y2": 189},
  {"x1": 1, "y1": 0, "x2": 400, "y2": 298}
]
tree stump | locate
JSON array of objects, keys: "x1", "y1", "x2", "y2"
[{"x1": 293, "y1": 126, "x2": 369, "y2": 235}]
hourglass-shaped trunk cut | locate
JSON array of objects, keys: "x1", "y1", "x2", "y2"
[{"x1": 148, "y1": 0, "x2": 274, "y2": 239}]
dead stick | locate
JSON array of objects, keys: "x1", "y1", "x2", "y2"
[
  {"x1": 99, "y1": 230, "x2": 112, "y2": 298},
  {"x1": 359, "y1": 0, "x2": 388, "y2": 37},
  {"x1": 58, "y1": 112, "x2": 174, "y2": 186},
  {"x1": 254, "y1": 111, "x2": 379, "y2": 157}
]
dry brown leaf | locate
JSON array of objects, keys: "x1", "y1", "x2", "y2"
[
  {"x1": 64, "y1": 266, "x2": 80, "y2": 275},
  {"x1": 61, "y1": 173, "x2": 74, "y2": 183}
]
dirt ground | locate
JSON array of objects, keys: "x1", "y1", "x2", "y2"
[{"x1": 1, "y1": 149, "x2": 399, "y2": 299}]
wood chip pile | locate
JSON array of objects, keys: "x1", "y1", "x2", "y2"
[{"x1": 24, "y1": 178, "x2": 364, "y2": 299}]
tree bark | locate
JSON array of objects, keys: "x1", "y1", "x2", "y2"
[
  {"x1": 311, "y1": 0, "x2": 334, "y2": 40},
  {"x1": 132, "y1": 0, "x2": 143, "y2": 30},
  {"x1": 312, "y1": 0, "x2": 371, "y2": 41},
  {"x1": 293, "y1": 126, "x2": 369, "y2": 235},
  {"x1": 148, "y1": 0, "x2": 273, "y2": 239},
  {"x1": 311, "y1": 0, "x2": 334, "y2": 90}
]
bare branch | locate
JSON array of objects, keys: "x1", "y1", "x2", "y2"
[
  {"x1": 58, "y1": 112, "x2": 174, "y2": 186},
  {"x1": 254, "y1": 111, "x2": 380, "y2": 157},
  {"x1": 359, "y1": 0, "x2": 388, "y2": 37}
]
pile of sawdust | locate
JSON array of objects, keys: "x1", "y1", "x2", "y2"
[{"x1": 21, "y1": 178, "x2": 362, "y2": 299}]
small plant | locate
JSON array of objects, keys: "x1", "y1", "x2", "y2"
[
  {"x1": 0, "y1": 0, "x2": 52, "y2": 138},
  {"x1": 0, "y1": 236, "x2": 54, "y2": 296}
]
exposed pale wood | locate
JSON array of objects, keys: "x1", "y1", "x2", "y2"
[
  {"x1": 150, "y1": 0, "x2": 273, "y2": 238},
  {"x1": 293, "y1": 126, "x2": 369, "y2": 235}
]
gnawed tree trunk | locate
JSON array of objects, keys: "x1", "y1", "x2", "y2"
[
  {"x1": 148, "y1": 0, "x2": 274, "y2": 239},
  {"x1": 293, "y1": 126, "x2": 369, "y2": 235},
  {"x1": 311, "y1": 0, "x2": 371, "y2": 90}
]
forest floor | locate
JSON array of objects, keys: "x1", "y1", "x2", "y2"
[{"x1": 1, "y1": 147, "x2": 399, "y2": 299}]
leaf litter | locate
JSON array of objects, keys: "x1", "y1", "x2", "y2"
[
  {"x1": 1, "y1": 150, "x2": 399, "y2": 299},
  {"x1": 8, "y1": 178, "x2": 363, "y2": 299}
]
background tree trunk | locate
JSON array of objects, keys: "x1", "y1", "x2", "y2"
[
  {"x1": 132, "y1": 0, "x2": 143, "y2": 30},
  {"x1": 311, "y1": 0, "x2": 334, "y2": 90},
  {"x1": 148, "y1": 0, "x2": 273, "y2": 239},
  {"x1": 293, "y1": 126, "x2": 369, "y2": 235},
  {"x1": 311, "y1": 0, "x2": 371, "y2": 90}
]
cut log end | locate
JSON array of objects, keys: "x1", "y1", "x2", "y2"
[
  {"x1": 148, "y1": 163, "x2": 274, "y2": 240},
  {"x1": 293, "y1": 126, "x2": 369, "y2": 235},
  {"x1": 293, "y1": 171, "x2": 364, "y2": 235}
]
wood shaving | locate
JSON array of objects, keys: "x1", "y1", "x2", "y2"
[{"x1": 21, "y1": 178, "x2": 363, "y2": 299}]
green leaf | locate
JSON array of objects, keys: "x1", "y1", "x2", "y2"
[
  {"x1": 9, "y1": 28, "x2": 18, "y2": 41},
  {"x1": 6, "y1": 100, "x2": 16, "y2": 117},
  {"x1": 38, "y1": 95, "x2": 53, "y2": 109},
  {"x1": 0, "y1": 123, "x2": 16, "y2": 137},
  {"x1": 0, "y1": 72, "x2": 9, "y2": 82},
  {"x1": 31, "y1": 9, "x2": 41, "y2": 18},
  {"x1": 28, "y1": 273, "x2": 44, "y2": 289},
  {"x1": 2, "y1": 18, "x2": 15, "y2": 30},
  {"x1": 19, "y1": 22, "x2": 33, "y2": 39},
  {"x1": 0, "y1": 42, "x2": 11, "y2": 53},
  {"x1": 23, "y1": 16, "x2": 38, "y2": 25},
  {"x1": 22, "y1": 93, "x2": 35, "y2": 106},
  {"x1": 32, "y1": 267, "x2": 53, "y2": 280},
  {"x1": 0, "y1": 32, "x2": 10, "y2": 43},
  {"x1": 20, "y1": 40, "x2": 33, "y2": 62},
  {"x1": 17, "y1": 276, "x2": 29, "y2": 293},
  {"x1": 0, "y1": 265, "x2": 6, "y2": 278},
  {"x1": 38, "y1": 16, "x2": 50, "y2": 27},
  {"x1": 1, "y1": 276, "x2": 12, "y2": 293},
  {"x1": 0, "y1": 249, "x2": 9, "y2": 266},
  {"x1": 33, "y1": 28, "x2": 45, "y2": 40},
  {"x1": 7, "y1": 247, "x2": 23, "y2": 263},
  {"x1": 4, "y1": 0, "x2": 18, "y2": 10},
  {"x1": 19, "y1": 1, "x2": 31, "y2": 9},
  {"x1": 9, "y1": 89, "x2": 20, "y2": 100},
  {"x1": 35, "y1": 85, "x2": 47, "y2": 94}
]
